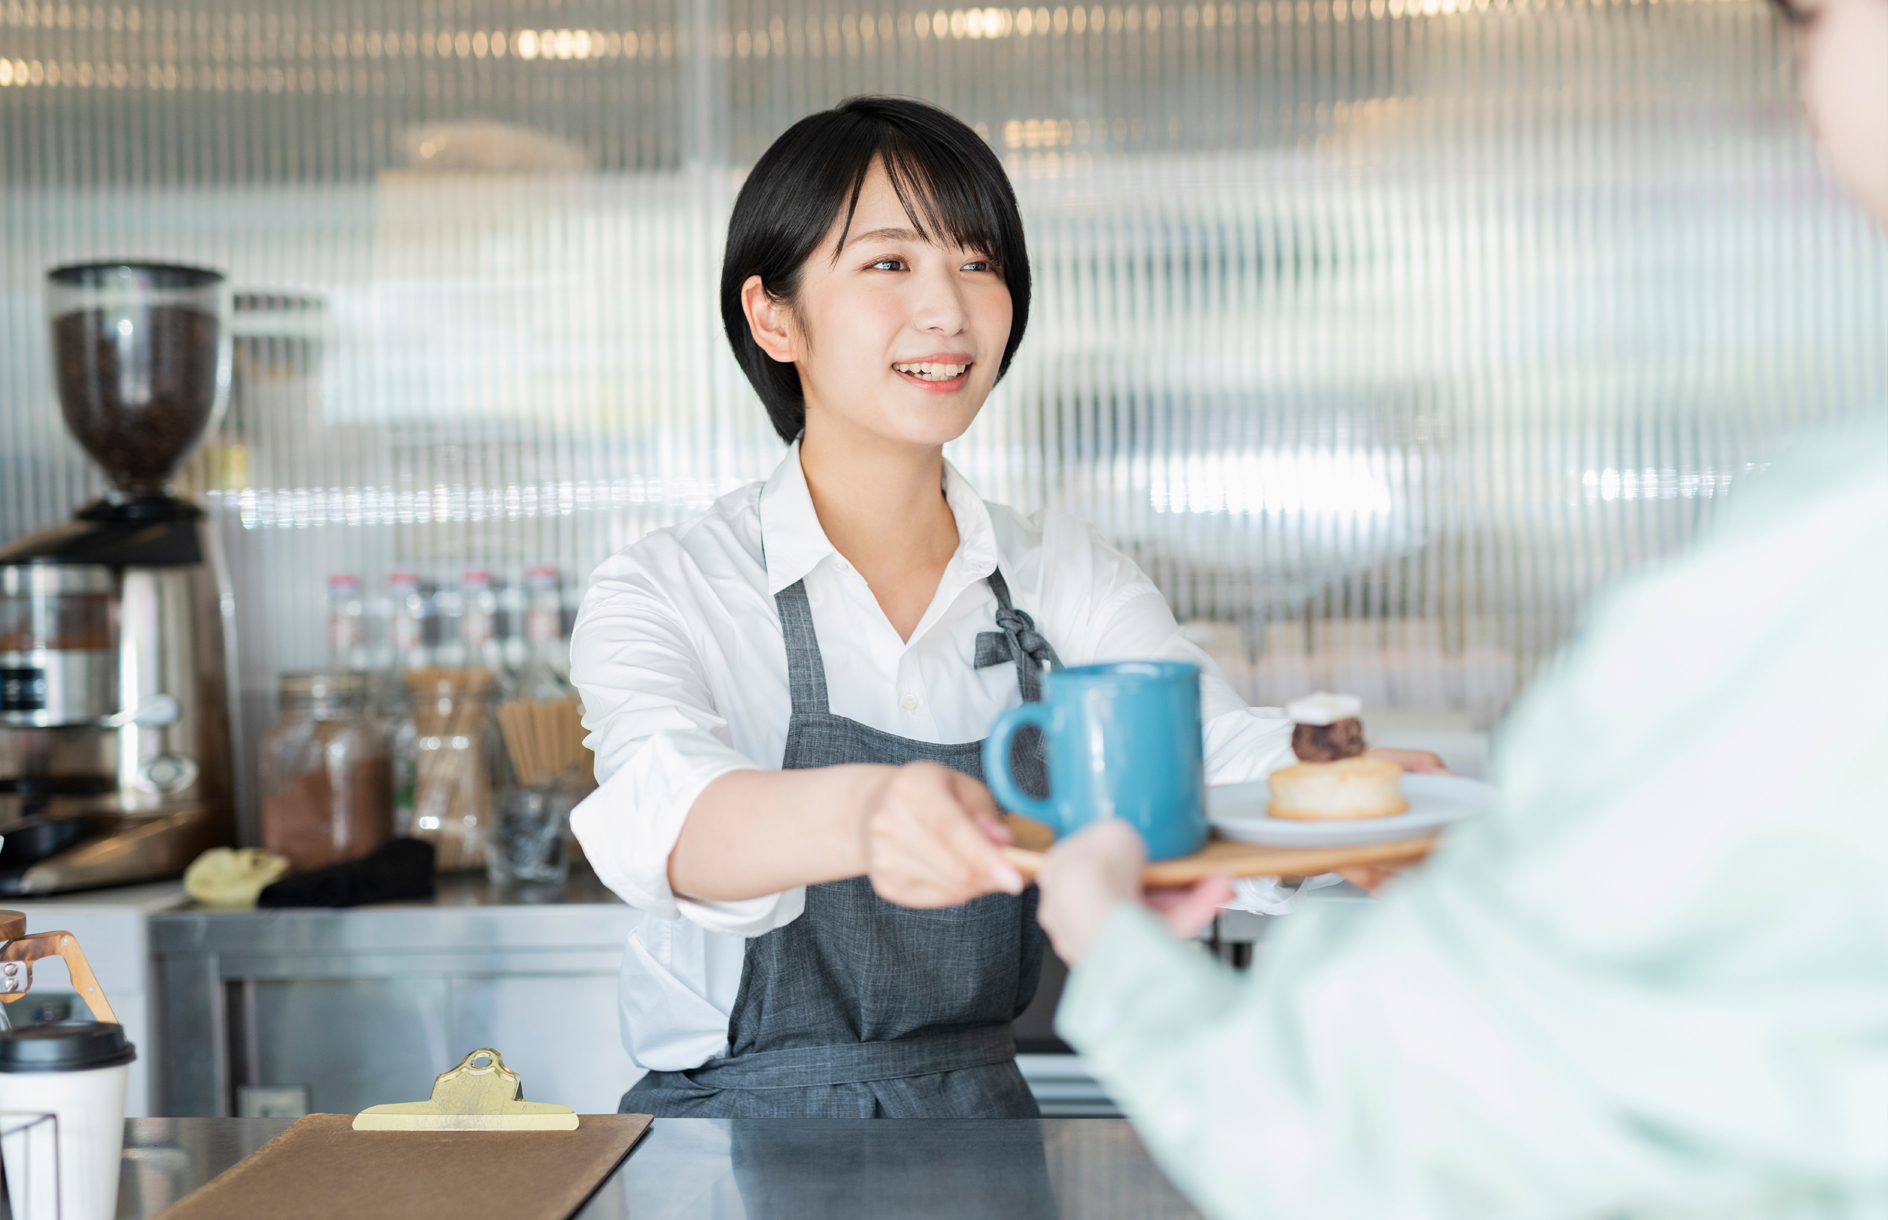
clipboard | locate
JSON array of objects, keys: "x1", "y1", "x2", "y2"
[
  {"x1": 153, "y1": 1050, "x2": 653, "y2": 1220},
  {"x1": 151, "y1": 1113, "x2": 652, "y2": 1220}
]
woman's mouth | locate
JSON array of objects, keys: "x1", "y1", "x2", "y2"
[
  {"x1": 893, "y1": 360, "x2": 971, "y2": 388},
  {"x1": 894, "y1": 362, "x2": 966, "y2": 382}
]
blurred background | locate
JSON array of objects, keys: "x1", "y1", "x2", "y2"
[{"x1": 2, "y1": 0, "x2": 1884, "y2": 839}]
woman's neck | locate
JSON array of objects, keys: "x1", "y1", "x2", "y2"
[{"x1": 798, "y1": 420, "x2": 959, "y2": 643}]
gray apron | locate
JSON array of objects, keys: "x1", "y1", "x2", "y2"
[{"x1": 622, "y1": 568, "x2": 1060, "y2": 1118}]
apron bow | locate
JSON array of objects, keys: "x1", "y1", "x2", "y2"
[{"x1": 975, "y1": 606, "x2": 1063, "y2": 703}]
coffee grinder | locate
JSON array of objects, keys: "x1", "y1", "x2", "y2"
[{"x1": 0, "y1": 263, "x2": 237, "y2": 893}]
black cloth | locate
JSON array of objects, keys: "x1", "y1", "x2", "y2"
[{"x1": 257, "y1": 838, "x2": 436, "y2": 908}]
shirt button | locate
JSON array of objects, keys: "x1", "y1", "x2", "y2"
[{"x1": 901, "y1": 693, "x2": 919, "y2": 710}]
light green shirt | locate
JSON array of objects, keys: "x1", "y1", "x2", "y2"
[{"x1": 1058, "y1": 411, "x2": 1888, "y2": 1220}]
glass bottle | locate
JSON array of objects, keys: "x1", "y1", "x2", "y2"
[
  {"x1": 407, "y1": 670, "x2": 510, "y2": 871},
  {"x1": 487, "y1": 565, "x2": 586, "y2": 886},
  {"x1": 499, "y1": 574, "x2": 529, "y2": 675},
  {"x1": 500, "y1": 566, "x2": 584, "y2": 789},
  {"x1": 459, "y1": 569, "x2": 515, "y2": 700},
  {"x1": 517, "y1": 565, "x2": 571, "y2": 701},
  {"x1": 430, "y1": 577, "x2": 466, "y2": 669},
  {"x1": 258, "y1": 672, "x2": 391, "y2": 873},
  {"x1": 385, "y1": 572, "x2": 429, "y2": 674},
  {"x1": 326, "y1": 574, "x2": 368, "y2": 674},
  {"x1": 379, "y1": 571, "x2": 429, "y2": 837}
]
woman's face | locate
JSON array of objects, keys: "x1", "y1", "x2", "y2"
[
  {"x1": 744, "y1": 160, "x2": 1014, "y2": 451},
  {"x1": 1793, "y1": 0, "x2": 1888, "y2": 226}
]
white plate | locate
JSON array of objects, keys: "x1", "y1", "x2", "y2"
[{"x1": 1205, "y1": 772, "x2": 1497, "y2": 847}]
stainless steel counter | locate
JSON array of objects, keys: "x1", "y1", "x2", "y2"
[
  {"x1": 149, "y1": 867, "x2": 640, "y2": 1117},
  {"x1": 144, "y1": 863, "x2": 1314, "y2": 1120},
  {"x1": 116, "y1": 1117, "x2": 1204, "y2": 1219}
]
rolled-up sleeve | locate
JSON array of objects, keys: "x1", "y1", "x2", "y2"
[
  {"x1": 568, "y1": 555, "x2": 803, "y2": 934},
  {"x1": 1064, "y1": 537, "x2": 1309, "y2": 912},
  {"x1": 1072, "y1": 564, "x2": 1295, "y2": 785}
]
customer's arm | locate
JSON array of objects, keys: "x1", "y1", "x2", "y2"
[
  {"x1": 1038, "y1": 419, "x2": 1888, "y2": 1220},
  {"x1": 1042, "y1": 829, "x2": 1698, "y2": 1220}
]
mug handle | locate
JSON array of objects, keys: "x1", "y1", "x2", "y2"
[{"x1": 982, "y1": 703, "x2": 1060, "y2": 828}]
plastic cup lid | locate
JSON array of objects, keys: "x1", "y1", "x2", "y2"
[{"x1": 0, "y1": 1021, "x2": 136, "y2": 1073}]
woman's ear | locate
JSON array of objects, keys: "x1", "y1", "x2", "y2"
[{"x1": 741, "y1": 275, "x2": 797, "y2": 364}]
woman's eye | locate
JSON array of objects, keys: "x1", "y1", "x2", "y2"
[
  {"x1": 961, "y1": 260, "x2": 993, "y2": 272},
  {"x1": 868, "y1": 258, "x2": 906, "y2": 272}
]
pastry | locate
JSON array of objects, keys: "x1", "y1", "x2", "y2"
[
  {"x1": 1268, "y1": 755, "x2": 1410, "y2": 820},
  {"x1": 1268, "y1": 692, "x2": 1408, "y2": 820}
]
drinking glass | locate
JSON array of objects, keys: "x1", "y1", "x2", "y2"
[{"x1": 486, "y1": 784, "x2": 572, "y2": 887}]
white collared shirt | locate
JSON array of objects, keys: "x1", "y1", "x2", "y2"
[{"x1": 569, "y1": 445, "x2": 1295, "y2": 1071}]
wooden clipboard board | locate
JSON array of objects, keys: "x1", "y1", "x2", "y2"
[{"x1": 151, "y1": 1112, "x2": 654, "y2": 1220}]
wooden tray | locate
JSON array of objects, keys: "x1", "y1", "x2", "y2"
[{"x1": 1001, "y1": 815, "x2": 1436, "y2": 886}]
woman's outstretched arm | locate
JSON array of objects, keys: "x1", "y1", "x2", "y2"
[{"x1": 669, "y1": 761, "x2": 1022, "y2": 907}]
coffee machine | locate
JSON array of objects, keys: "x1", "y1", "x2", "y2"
[{"x1": 0, "y1": 263, "x2": 237, "y2": 893}]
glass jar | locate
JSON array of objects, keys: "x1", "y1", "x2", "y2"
[
  {"x1": 404, "y1": 669, "x2": 512, "y2": 872},
  {"x1": 258, "y1": 672, "x2": 392, "y2": 873}
]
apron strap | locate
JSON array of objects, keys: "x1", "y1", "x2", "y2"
[
  {"x1": 777, "y1": 565, "x2": 1061, "y2": 715},
  {"x1": 976, "y1": 568, "x2": 1063, "y2": 703},
  {"x1": 773, "y1": 579, "x2": 830, "y2": 716}
]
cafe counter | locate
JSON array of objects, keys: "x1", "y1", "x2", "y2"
[
  {"x1": 23, "y1": 862, "x2": 1298, "y2": 1120},
  {"x1": 148, "y1": 866, "x2": 639, "y2": 1118},
  {"x1": 117, "y1": 1116, "x2": 1205, "y2": 1219}
]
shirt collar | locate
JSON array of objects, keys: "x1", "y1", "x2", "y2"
[
  {"x1": 757, "y1": 442, "x2": 1002, "y2": 598},
  {"x1": 758, "y1": 443, "x2": 838, "y2": 595},
  {"x1": 941, "y1": 458, "x2": 1001, "y2": 583}
]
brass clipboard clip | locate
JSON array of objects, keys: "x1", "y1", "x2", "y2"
[
  {"x1": 0, "y1": 909, "x2": 119, "y2": 1025},
  {"x1": 354, "y1": 1047, "x2": 579, "y2": 1131}
]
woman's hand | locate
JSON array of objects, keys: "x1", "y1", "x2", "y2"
[
  {"x1": 1338, "y1": 749, "x2": 1448, "y2": 892},
  {"x1": 1036, "y1": 820, "x2": 1235, "y2": 966},
  {"x1": 1335, "y1": 864, "x2": 1403, "y2": 894},
  {"x1": 1364, "y1": 746, "x2": 1450, "y2": 774},
  {"x1": 864, "y1": 761, "x2": 1026, "y2": 908}
]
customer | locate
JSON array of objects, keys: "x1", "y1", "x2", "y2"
[{"x1": 1033, "y1": 0, "x2": 1888, "y2": 1213}]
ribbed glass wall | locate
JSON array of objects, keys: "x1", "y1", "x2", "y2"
[{"x1": 2, "y1": 0, "x2": 1883, "y2": 829}]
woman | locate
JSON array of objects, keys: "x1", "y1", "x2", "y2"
[
  {"x1": 569, "y1": 95, "x2": 1436, "y2": 1119},
  {"x1": 1030, "y1": 0, "x2": 1888, "y2": 1210}
]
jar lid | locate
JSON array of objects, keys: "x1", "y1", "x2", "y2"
[
  {"x1": 0, "y1": 564, "x2": 114, "y2": 597},
  {"x1": 0, "y1": 1021, "x2": 136, "y2": 1073},
  {"x1": 278, "y1": 671, "x2": 367, "y2": 705}
]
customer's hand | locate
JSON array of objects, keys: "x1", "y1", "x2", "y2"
[
  {"x1": 1036, "y1": 820, "x2": 1235, "y2": 966},
  {"x1": 864, "y1": 761, "x2": 1025, "y2": 908}
]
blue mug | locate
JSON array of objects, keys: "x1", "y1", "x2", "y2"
[{"x1": 981, "y1": 661, "x2": 1207, "y2": 861}]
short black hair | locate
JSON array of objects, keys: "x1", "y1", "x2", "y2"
[{"x1": 720, "y1": 96, "x2": 1032, "y2": 444}]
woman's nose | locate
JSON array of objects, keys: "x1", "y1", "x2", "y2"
[{"x1": 909, "y1": 266, "x2": 970, "y2": 335}]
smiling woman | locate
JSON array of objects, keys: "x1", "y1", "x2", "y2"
[
  {"x1": 565, "y1": 96, "x2": 1361, "y2": 1121},
  {"x1": 720, "y1": 96, "x2": 1032, "y2": 446}
]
